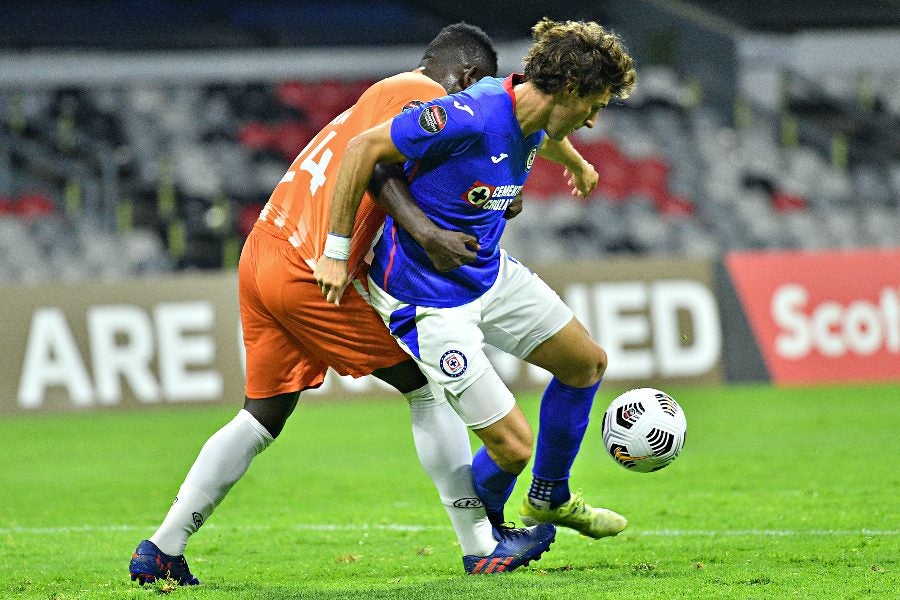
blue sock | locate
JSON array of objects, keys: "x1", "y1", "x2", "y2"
[
  {"x1": 530, "y1": 377, "x2": 600, "y2": 509},
  {"x1": 471, "y1": 446, "x2": 517, "y2": 528}
]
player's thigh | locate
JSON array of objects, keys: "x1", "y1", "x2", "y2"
[
  {"x1": 452, "y1": 368, "x2": 520, "y2": 433},
  {"x1": 265, "y1": 272, "x2": 410, "y2": 378},
  {"x1": 525, "y1": 317, "x2": 607, "y2": 386},
  {"x1": 371, "y1": 295, "x2": 516, "y2": 428},
  {"x1": 239, "y1": 233, "x2": 325, "y2": 397},
  {"x1": 480, "y1": 250, "x2": 574, "y2": 358},
  {"x1": 480, "y1": 251, "x2": 605, "y2": 385},
  {"x1": 368, "y1": 280, "x2": 493, "y2": 398},
  {"x1": 242, "y1": 308, "x2": 323, "y2": 397}
]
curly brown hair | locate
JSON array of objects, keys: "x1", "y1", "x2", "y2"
[{"x1": 523, "y1": 18, "x2": 636, "y2": 100}]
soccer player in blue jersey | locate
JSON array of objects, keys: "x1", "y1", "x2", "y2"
[
  {"x1": 316, "y1": 18, "x2": 637, "y2": 539},
  {"x1": 128, "y1": 25, "x2": 556, "y2": 585}
]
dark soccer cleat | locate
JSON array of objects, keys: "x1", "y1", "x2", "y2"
[
  {"x1": 129, "y1": 539, "x2": 200, "y2": 586},
  {"x1": 462, "y1": 522, "x2": 556, "y2": 574}
]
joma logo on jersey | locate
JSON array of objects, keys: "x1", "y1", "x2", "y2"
[{"x1": 461, "y1": 182, "x2": 523, "y2": 210}]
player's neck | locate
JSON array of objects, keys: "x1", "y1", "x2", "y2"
[{"x1": 512, "y1": 81, "x2": 551, "y2": 137}]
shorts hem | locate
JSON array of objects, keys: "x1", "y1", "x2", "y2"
[
  {"x1": 514, "y1": 307, "x2": 573, "y2": 359},
  {"x1": 467, "y1": 397, "x2": 516, "y2": 430},
  {"x1": 245, "y1": 380, "x2": 323, "y2": 399}
]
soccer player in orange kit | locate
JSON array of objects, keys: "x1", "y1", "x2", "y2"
[{"x1": 130, "y1": 23, "x2": 555, "y2": 585}]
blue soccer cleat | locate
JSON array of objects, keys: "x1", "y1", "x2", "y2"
[
  {"x1": 462, "y1": 522, "x2": 556, "y2": 574},
  {"x1": 129, "y1": 539, "x2": 200, "y2": 586}
]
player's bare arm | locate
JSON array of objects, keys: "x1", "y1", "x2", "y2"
[
  {"x1": 315, "y1": 120, "x2": 406, "y2": 304},
  {"x1": 504, "y1": 193, "x2": 523, "y2": 220},
  {"x1": 370, "y1": 162, "x2": 479, "y2": 272},
  {"x1": 538, "y1": 137, "x2": 598, "y2": 198}
]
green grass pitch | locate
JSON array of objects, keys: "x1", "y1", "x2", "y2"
[{"x1": 2, "y1": 383, "x2": 898, "y2": 599}]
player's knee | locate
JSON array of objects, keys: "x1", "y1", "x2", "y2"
[
  {"x1": 503, "y1": 425, "x2": 534, "y2": 472},
  {"x1": 559, "y1": 345, "x2": 607, "y2": 387},
  {"x1": 242, "y1": 392, "x2": 299, "y2": 438},
  {"x1": 477, "y1": 421, "x2": 533, "y2": 474},
  {"x1": 593, "y1": 345, "x2": 608, "y2": 379},
  {"x1": 491, "y1": 440, "x2": 531, "y2": 474}
]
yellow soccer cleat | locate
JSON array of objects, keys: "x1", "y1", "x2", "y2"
[{"x1": 518, "y1": 490, "x2": 627, "y2": 539}]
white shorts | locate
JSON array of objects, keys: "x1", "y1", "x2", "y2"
[{"x1": 368, "y1": 249, "x2": 573, "y2": 428}]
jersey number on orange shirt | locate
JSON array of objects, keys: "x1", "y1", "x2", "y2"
[{"x1": 293, "y1": 110, "x2": 353, "y2": 195}]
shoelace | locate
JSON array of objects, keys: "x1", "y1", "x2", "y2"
[
  {"x1": 564, "y1": 492, "x2": 587, "y2": 517},
  {"x1": 495, "y1": 524, "x2": 527, "y2": 540}
]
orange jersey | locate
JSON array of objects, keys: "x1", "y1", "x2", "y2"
[{"x1": 259, "y1": 71, "x2": 447, "y2": 274}]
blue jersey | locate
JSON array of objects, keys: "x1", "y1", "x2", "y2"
[{"x1": 369, "y1": 74, "x2": 545, "y2": 308}]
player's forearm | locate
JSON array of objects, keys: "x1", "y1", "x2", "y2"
[
  {"x1": 328, "y1": 139, "x2": 378, "y2": 237},
  {"x1": 537, "y1": 136, "x2": 598, "y2": 198},
  {"x1": 370, "y1": 163, "x2": 441, "y2": 248},
  {"x1": 538, "y1": 137, "x2": 588, "y2": 172},
  {"x1": 328, "y1": 123, "x2": 404, "y2": 238}
]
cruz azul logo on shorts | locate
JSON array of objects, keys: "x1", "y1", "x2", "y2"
[
  {"x1": 419, "y1": 105, "x2": 447, "y2": 133},
  {"x1": 440, "y1": 349, "x2": 468, "y2": 377},
  {"x1": 461, "y1": 181, "x2": 523, "y2": 211}
]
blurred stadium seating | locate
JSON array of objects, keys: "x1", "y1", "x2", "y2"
[{"x1": 0, "y1": 1, "x2": 897, "y2": 282}]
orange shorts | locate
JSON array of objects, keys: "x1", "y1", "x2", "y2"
[{"x1": 238, "y1": 221, "x2": 410, "y2": 398}]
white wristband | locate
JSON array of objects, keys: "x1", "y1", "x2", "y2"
[{"x1": 323, "y1": 233, "x2": 351, "y2": 260}]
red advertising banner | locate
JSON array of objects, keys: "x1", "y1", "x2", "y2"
[{"x1": 726, "y1": 249, "x2": 900, "y2": 384}]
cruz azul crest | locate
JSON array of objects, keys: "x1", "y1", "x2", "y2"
[{"x1": 526, "y1": 146, "x2": 538, "y2": 170}]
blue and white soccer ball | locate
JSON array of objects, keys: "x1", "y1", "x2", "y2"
[{"x1": 601, "y1": 388, "x2": 687, "y2": 473}]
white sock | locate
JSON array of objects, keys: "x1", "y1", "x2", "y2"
[
  {"x1": 406, "y1": 385, "x2": 497, "y2": 557},
  {"x1": 150, "y1": 409, "x2": 273, "y2": 556}
]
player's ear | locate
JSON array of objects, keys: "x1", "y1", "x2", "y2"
[{"x1": 460, "y1": 65, "x2": 481, "y2": 90}]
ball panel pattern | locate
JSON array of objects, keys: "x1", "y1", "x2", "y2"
[{"x1": 601, "y1": 388, "x2": 686, "y2": 473}]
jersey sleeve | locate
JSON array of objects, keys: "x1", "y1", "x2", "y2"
[
  {"x1": 368, "y1": 74, "x2": 447, "y2": 125},
  {"x1": 389, "y1": 93, "x2": 485, "y2": 162}
]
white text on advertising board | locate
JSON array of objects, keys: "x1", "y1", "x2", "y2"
[
  {"x1": 17, "y1": 302, "x2": 223, "y2": 408},
  {"x1": 564, "y1": 280, "x2": 722, "y2": 379},
  {"x1": 773, "y1": 284, "x2": 900, "y2": 358}
]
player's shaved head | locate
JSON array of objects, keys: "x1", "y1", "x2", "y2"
[{"x1": 419, "y1": 22, "x2": 498, "y2": 93}]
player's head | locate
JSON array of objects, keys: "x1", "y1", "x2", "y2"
[
  {"x1": 523, "y1": 17, "x2": 636, "y2": 140},
  {"x1": 524, "y1": 18, "x2": 635, "y2": 99},
  {"x1": 418, "y1": 22, "x2": 498, "y2": 94}
]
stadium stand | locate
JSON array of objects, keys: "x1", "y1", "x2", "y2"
[{"x1": 0, "y1": 1, "x2": 897, "y2": 282}]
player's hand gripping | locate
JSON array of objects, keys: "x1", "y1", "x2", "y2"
[
  {"x1": 420, "y1": 228, "x2": 480, "y2": 272},
  {"x1": 503, "y1": 193, "x2": 523, "y2": 220},
  {"x1": 314, "y1": 256, "x2": 350, "y2": 305},
  {"x1": 565, "y1": 159, "x2": 599, "y2": 198}
]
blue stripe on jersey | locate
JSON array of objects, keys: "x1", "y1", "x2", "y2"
[
  {"x1": 388, "y1": 305, "x2": 420, "y2": 359},
  {"x1": 370, "y1": 76, "x2": 545, "y2": 308}
]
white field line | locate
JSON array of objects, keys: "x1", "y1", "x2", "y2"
[{"x1": 0, "y1": 524, "x2": 897, "y2": 537}]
